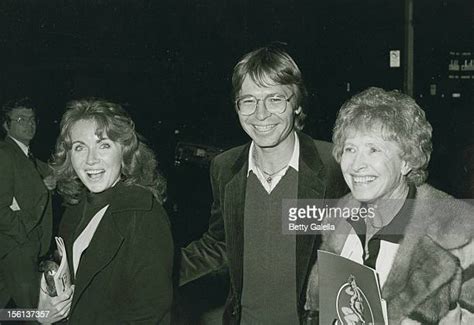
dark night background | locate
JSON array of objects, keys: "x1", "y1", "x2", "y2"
[{"x1": 1, "y1": 0, "x2": 472, "y2": 322}]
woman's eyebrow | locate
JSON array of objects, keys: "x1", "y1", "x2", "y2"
[{"x1": 96, "y1": 137, "x2": 110, "y2": 143}]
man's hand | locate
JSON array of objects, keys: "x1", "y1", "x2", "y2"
[{"x1": 42, "y1": 175, "x2": 57, "y2": 191}]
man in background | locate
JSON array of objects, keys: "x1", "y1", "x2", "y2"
[
  {"x1": 0, "y1": 97, "x2": 54, "y2": 308},
  {"x1": 180, "y1": 45, "x2": 347, "y2": 324}
]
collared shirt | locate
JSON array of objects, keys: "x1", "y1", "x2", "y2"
[
  {"x1": 341, "y1": 185, "x2": 416, "y2": 287},
  {"x1": 247, "y1": 132, "x2": 300, "y2": 193},
  {"x1": 8, "y1": 135, "x2": 29, "y2": 156}
]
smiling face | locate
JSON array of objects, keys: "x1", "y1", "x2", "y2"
[
  {"x1": 4, "y1": 107, "x2": 37, "y2": 146},
  {"x1": 69, "y1": 119, "x2": 123, "y2": 193},
  {"x1": 237, "y1": 75, "x2": 301, "y2": 151},
  {"x1": 340, "y1": 130, "x2": 411, "y2": 203}
]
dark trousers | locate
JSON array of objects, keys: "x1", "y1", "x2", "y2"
[{"x1": 0, "y1": 232, "x2": 42, "y2": 309}]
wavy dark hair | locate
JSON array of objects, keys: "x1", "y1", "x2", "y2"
[
  {"x1": 332, "y1": 87, "x2": 433, "y2": 186},
  {"x1": 50, "y1": 99, "x2": 166, "y2": 204},
  {"x1": 232, "y1": 44, "x2": 307, "y2": 130},
  {"x1": 1, "y1": 97, "x2": 36, "y2": 134}
]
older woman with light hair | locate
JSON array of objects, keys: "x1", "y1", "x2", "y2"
[{"x1": 305, "y1": 87, "x2": 474, "y2": 324}]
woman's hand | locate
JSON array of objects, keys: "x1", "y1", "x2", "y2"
[{"x1": 37, "y1": 275, "x2": 75, "y2": 324}]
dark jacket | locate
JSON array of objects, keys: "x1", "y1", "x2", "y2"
[
  {"x1": 305, "y1": 184, "x2": 474, "y2": 324},
  {"x1": 59, "y1": 183, "x2": 174, "y2": 324},
  {"x1": 180, "y1": 132, "x2": 347, "y2": 324},
  {"x1": 0, "y1": 136, "x2": 52, "y2": 259}
]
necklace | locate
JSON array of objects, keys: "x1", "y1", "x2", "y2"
[{"x1": 260, "y1": 164, "x2": 289, "y2": 184}]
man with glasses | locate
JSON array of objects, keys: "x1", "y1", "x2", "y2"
[
  {"x1": 180, "y1": 46, "x2": 347, "y2": 324},
  {"x1": 0, "y1": 97, "x2": 53, "y2": 309}
]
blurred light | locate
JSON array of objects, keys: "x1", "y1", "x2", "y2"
[{"x1": 452, "y1": 93, "x2": 461, "y2": 98}]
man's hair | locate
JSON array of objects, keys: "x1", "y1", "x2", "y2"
[
  {"x1": 1, "y1": 97, "x2": 36, "y2": 131},
  {"x1": 332, "y1": 87, "x2": 433, "y2": 185},
  {"x1": 231, "y1": 45, "x2": 307, "y2": 130},
  {"x1": 50, "y1": 99, "x2": 166, "y2": 204}
]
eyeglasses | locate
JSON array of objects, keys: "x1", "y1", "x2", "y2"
[
  {"x1": 11, "y1": 116, "x2": 38, "y2": 126},
  {"x1": 235, "y1": 93, "x2": 294, "y2": 116}
]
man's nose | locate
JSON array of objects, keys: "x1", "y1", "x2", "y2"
[{"x1": 254, "y1": 99, "x2": 271, "y2": 120}]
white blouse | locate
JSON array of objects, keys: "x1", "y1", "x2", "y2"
[
  {"x1": 72, "y1": 205, "x2": 110, "y2": 276},
  {"x1": 340, "y1": 228, "x2": 400, "y2": 288}
]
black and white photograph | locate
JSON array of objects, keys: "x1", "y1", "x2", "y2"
[{"x1": 0, "y1": 0, "x2": 472, "y2": 324}]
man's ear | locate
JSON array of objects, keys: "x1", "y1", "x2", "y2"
[
  {"x1": 401, "y1": 160, "x2": 412, "y2": 176},
  {"x1": 2, "y1": 120, "x2": 9, "y2": 133}
]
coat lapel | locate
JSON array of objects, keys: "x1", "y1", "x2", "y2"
[
  {"x1": 383, "y1": 234, "x2": 460, "y2": 322},
  {"x1": 296, "y1": 132, "x2": 326, "y2": 200},
  {"x1": 295, "y1": 133, "x2": 327, "y2": 304},
  {"x1": 224, "y1": 144, "x2": 249, "y2": 296},
  {"x1": 70, "y1": 209, "x2": 124, "y2": 313},
  {"x1": 5, "y1": 137, "x2": 49, "y2": 231},
  {"x1": 381, "y1": 202, "x2": 462, "y2": 324}
]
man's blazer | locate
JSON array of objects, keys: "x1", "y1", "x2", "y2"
[
  {"x1": 0, "y1": 137, "x2": 52, "y2": 259},
  {"x1": 181, "y1": 132, "x2": 347, "y2": 324}
]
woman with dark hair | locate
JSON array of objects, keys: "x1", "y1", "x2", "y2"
[
  {"x1": 305, "y1": 87, "x2": 474, "y2": 324},
  {"x1": 38, "y1": 99, "x2": 173, "y2": 324}
]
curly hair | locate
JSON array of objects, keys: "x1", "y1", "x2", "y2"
[
  {"x1": 332, "y1": 87, "x2": 433, "y2": 186},
  {"x1": 232, "y1": 44, "x2": 307, "y2": 130},
  {"x1": 50, "y1": 99, "x2": 166, "y2": 204}
]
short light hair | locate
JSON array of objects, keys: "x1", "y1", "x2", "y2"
[
  {"x1": 51, "y1": 99, "x2": 166, "y2": 204},
  {"x1": 332, "y1": 87, "x2": 433, "y2": 185},
  {"x1": 232, "y1": 45, "x2": 307, "y2": 130}
]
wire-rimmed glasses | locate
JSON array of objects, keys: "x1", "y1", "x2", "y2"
[
  {"x1": 11, "y1": 115, "x2": 38, "y2": 126},
  {"x1": 236, "y1": 93, "x2": 294, "y2": 116}
]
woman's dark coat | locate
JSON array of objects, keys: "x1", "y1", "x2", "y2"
[{"x1": 59, "y1": 184, "x2": 173, "y2": 324}]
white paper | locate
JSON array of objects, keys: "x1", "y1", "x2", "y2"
[
  {"x1": 54, "y1": 236, "x2": 72, "y2": 295},
  {"x1": 10, "y1": 197, "x2": 20, "y2": 211}
]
